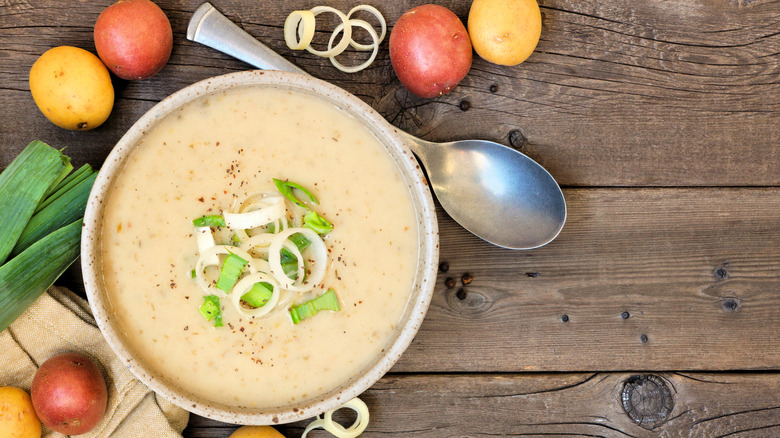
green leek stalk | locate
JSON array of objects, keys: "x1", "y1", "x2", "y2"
[
  {"x1": 12, "y1": 171, "x2": 96, "y2": 256},
  {"x1": 34, "y1": 163, "x2": 92, "y2": 214},
  {"x1": 0, "y1": 141, "x2": 69, "y2": 264},
  {"x1": 0, "y1": 220, "x2": 82, "y2": 332}
]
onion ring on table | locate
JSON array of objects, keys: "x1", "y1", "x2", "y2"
[
  {"x1": 284, "y1": 10, "x2": 316, "y2": 50},
  {"x1": 194, "y1": 245, "x2": 257, "y2": 296},
  {"x1": 302, "y1": 397, "x2": 369, "y2": 438},
  {"x1": 328, "y1": 19, "x2": 380, "y2": 73},
  {"x1": 345, "y1": 4, "x2": 386, "y2": 50},
  {"x1": 282, "y1": 5, "x2": 387, "y2": 73},
  {"x1": 304, "y1": 6, "x2": 352, "y2": 58},
  {"x1": 230, "y1": 272, "x2": 281, "y2": 318}
]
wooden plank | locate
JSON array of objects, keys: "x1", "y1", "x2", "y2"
[
  {"x1": 183, "y1": 372, "x2": 780, "y2": 437},
  {"x1": 2, "y1": 0, "x2": 779, "y2": 186},
  {"x1": 391, "y1": 187, "x2": 780, "y2": 372}
]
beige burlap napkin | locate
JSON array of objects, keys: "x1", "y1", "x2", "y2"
[{"x1": 0, "y1": 286, "x2": 189, "y2": 437}]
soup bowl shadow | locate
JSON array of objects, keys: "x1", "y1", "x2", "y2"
[{"x1": 81, "y1": 70, "x2": 439, "y2": 425}]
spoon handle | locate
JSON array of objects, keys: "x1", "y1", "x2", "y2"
[
  {"x1": 187, "y1": 3, "x2": 432, "y2": 158},
  {"x1": 187, "y1": 2, "x2": 306, "y2": 75}
]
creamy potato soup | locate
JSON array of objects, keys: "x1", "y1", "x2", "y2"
[{"x1": 99, "y1": 85, "x2": 419, "y2": 408}]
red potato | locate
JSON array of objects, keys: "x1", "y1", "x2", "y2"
[
  {"x1": 389, "y1": 4, "x2": 473, "y2": 98},
  {"x1": 31, "y1": 352, "x2": 108, "y2": 435},
  {"x1": 94, "y1": 0, "x2": 173, "y2": 80}
]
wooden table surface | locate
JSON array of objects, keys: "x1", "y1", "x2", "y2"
[{"x1": 2, "y1": 0, "x2": 780, "y2": 436}]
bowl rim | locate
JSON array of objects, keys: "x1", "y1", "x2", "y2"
[{"x1": 81, "y1": 70, "x2": 439, "y2": 425}]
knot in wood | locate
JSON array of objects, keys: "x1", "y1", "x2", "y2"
[
  {"x1": 621, "y1": 374, "x2": 673, "y2": 429},
  {"x1": 445, "y1": 287, "x2": 491, "y2": 315},
  {"x1": 508, "y1": 129, "x2": 527, "y2": 149},
  {"x1": 721, "y1": 296, "x2": 741, "y2": 312}
]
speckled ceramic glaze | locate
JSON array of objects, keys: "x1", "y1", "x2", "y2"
[{"x1": 81, "y1": 70, "x2": 439, "y2": 425}]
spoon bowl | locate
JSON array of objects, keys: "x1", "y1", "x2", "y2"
[
  {"x1": 187, "y1": 2, "x2": 566, "y2": 249},
  {"x1": 399, "y1": 132, "x2": 565, "y2": 249}
]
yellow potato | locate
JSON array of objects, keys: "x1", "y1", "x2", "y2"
[
  {"x1": 0, "y1": 386, "x2": 41, "y2": 438},
  {"x1": 468, "y1": 0, "x2": 542, "y2": 66},
  {"x1": 229, "y1": 425, "x2": 285, "y2": 438},
  {"x1": 29, "y1": 46, "x2": 114, "y2": 131}
]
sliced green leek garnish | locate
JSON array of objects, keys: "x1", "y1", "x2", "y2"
[
  {"x1": 193, "y1": 215, "x2": 226, "y2": 228},
  {"x1": 241, "y1": 281, "x2": 274, "y2": 308},
  {"x1": 289, "y1": 289, "x2": 340, "y2": 324},
  {"x1": 199, "y1": 295, "x2": 223, "y2": 327},
  {"x1": 303, "y1": 210, "x2": 333, "y2": 235},
  {"x1": 273, "y1": 178, "x2": 319, "y2": 208},
  {"x1": 278, "y1": 233, "x2": 311, "y2": 279},
  {"x1": 290, "y1": 232, "x2": 311, "y2": 251},
  {"x1": 216, "y1": 252, "x2": 247, "y2": 292},
  {"x1": 279, "y1": 247, "x2": 299, "y2": 279}
]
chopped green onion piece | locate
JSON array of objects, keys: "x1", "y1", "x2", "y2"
[
  {"x1": 199, "y1": 295, "x2": 223, "y2": 327},
  {"x1": 290, "y1": 233, "x2": 311, "y2": 251},
  {"x1": 193, "y1": 215, "x2": 226, "y2": 228},
  {"x1": 216, "y1": 252, "x2": 248, "y2": 292},
  {"x1": 273, "y1": 178, "x2": 319, "y2": 208},
  {"x1": 279, "y1": 247, "x2": 297, "y2": 265},
  {"x1": 231, "y1": 234, "x2": 242, "y2": 246},
  {"x1": 279, "y1": 246, "x2": 307, "y2": 280},
  {"x1": 241, "y1": 282, "x2": 274, "y2": 308},
  {"x1": 190, "y1": 269, "x2": 197, "y2": 279},
  {"x1": 289, "y1": 289, "x2": 340, "y2": 325},
  {"x1": 303, "y1": 211, "x2": 333, "y2": 235},
  {"x1": 282, "y1": 262, "x2": 299, "y2": 279}
]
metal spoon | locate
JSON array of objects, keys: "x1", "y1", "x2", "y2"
[{"x1": 186, "y1": 2, "x2": 566, "y2": 249}]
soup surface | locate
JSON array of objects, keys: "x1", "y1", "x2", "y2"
[{"x1": 99, "y1": 85, "x2": 419, "y2": 408}]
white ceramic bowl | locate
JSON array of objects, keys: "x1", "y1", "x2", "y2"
[{"x1": 81, "y1": 70, "x2": 439, "y2": 425}]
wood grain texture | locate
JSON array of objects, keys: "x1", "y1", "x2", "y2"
[
  {"x1": 2, "y1": 0, "x2": 779, "y2": 186},
  {"x1": 185, "y1": 372, "x2": 780, "y2": 437},
  {"x1": 1, "y1": 0, "x2": 779, "y2": 437},
  {"x1": 393, "y1": 188, "x2": 780, "y2": 372}
]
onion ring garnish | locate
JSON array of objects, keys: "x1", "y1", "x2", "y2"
[
  {"x1": 230, "y1": 272, "x2": 281, "y2": 318},
  {"x1": 224, "y1": 196, "x2": 285, "y2": 230},
  {"x1": 194, "y1": 245, "x2": 257, "y2": 296},
  {"x1": 268, "y1": 227, "x2": 327, "y2": 292}
]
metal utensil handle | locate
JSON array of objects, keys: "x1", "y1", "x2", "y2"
[
  {"x1": 186, "y1": 2, "x2": 431, "y2": 158},
  {"x1": 186, "y1": 2, "x2": 306, "y2": 75}
]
